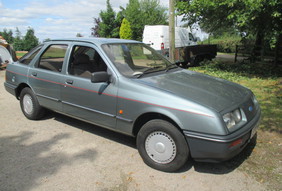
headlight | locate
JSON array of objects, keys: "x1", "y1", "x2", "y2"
[
  {"x1": 223, "y1": 109, "x2": 244, "y2": 130},
  {"x1": 232, "y1": 109, "x2": 242, "y2": 123},
  {"x1": 251, "y1": 95, "x2": 259, "y2": 108}
]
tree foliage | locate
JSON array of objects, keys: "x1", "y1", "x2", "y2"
[
  {"x1": 76, "y1": 33, "x2": 83, "y2": 37},
  {"x1": 176, "y1": 0, "x2": 282, "y2": 47},
  {"x1": 91, "y1": 0, "x2": 168, "y2": 40},
  {"x1": 13, "y1": 27, "x2": 24, "y2": 51},
  {"x1": 119, "y1": 18, "x2": 133, "y2": 39},
  {"x1": 98, "y1": 0, "x2": 120, "y2": 38},
  {"x1": 91, "y1": 17, "x2": 101, "y2": 37},
  {"x1": 121, "y1": 0, "x2": 142, "y2": 40},
  {"x1": 0, "y1": 27, "x2": 39, "y2": 51},
  {"x1": 0, "y1": 29, "x2": 14, "y2": 44},
  {"x1": 122, "y1": 0, "x2": 168, "y2": 40},
  {"x1": 23, "y1": 27, "x2": 39, "y2": 51},
  {"x1": 140, "y1": 0, "x2": 168, "y2": 25}
]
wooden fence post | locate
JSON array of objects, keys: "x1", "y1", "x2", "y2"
[{"x1": 235, "y1": 45, "x2": 238, "y2": 62}]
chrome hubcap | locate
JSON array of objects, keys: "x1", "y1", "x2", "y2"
[
  {"x1": 23, "y1": 94, "x2": 33, "y2": 115},
  {"x1": 145, "y1": 131, "x2": 176, "y2": 164}
]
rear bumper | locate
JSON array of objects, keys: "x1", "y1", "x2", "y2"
[
  {"x1": 184, "y1": 109, "x2": 261, "y2": 162},
  {"x1": 4, "y1": 82, "x2": 17, "y2": 97}
]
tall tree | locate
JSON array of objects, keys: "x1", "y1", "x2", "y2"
[
  {"x1": 13, "y1": 27, "x2": 24, "y2": 51},
  {"x1": 14, "y1": 27, "x2": 21, "y2": 38},
  {"x1": 115, "y1": 10, "x2": 124, "y2": 33},
  {"x1": 176, "y1": 0, "x2": 282, "y2": 47},
  {"x1": 0, "y1": 29, "x2": 14, "y2": 44},
  {"x1": 76, "y1": 33, "x2": 83, "y2": 37},
  {"x1": 98, "y1": 0, "x2": 119, "y2": 38},
  {"x1": 140, "y1": 0, "x2": 168, "y2": 25},
  {"x1": 123, "y1": 0, "x2": 142, "y2": 40},
  {"x1": 119, "y1": 18, "x2": 133, "y2": 39},
  {"x1": 91, "y1": 17, "x2": 101, "y2": 37},
  {"x1": 23, "y1": 27, "x2": 39, "y2": 51},
  {"x1": 122, "y1": 0, "x2": 168, "y2": 41}
]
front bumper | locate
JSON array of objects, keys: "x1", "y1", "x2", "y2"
[{"x1": 184, "y1": 108, "x2": 261, "y2": 162}]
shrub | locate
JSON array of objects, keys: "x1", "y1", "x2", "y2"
[
  {"x1": 119, "y1": 18, "x2": 133, "y2": 40},
  {"x1": 202, "y1": 35, "x2": 241, "y2": 53},
  {"x1": 196, "y1": 60, "x2": 282, "y2": 78}
]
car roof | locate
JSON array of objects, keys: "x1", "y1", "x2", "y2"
[{"x1": 47, "y1": 37, "x2": 140, "y2": 46}]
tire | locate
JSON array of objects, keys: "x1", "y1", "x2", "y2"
[
  {"x1": 137, "y1": 119, "x2": 189, "y2": 172},
  {"x1": 20, "y1": 87, "x2": 45, "y2": 120},
  {"x1": 193, "y1": 56, "x2": 203, "y2": 66}
]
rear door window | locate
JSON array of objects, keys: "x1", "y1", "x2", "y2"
[{"x1": 37, "y1": 44, "x2": 67, "y2": 72}]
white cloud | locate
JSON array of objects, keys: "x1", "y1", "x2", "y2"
[
  {"x1": 0, "y1": 17, "x2": 28, "y2": 25},
  {"x1": 0, "y1": 0, "x2": 112, "y2": 41},
  {"x1": 0, "y1": 0, "x2": 171, "y2": 41}
]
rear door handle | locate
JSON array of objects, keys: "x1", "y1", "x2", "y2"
[
  {"x1": 31, "y1": 72, "x2": 37, "y2": 76},
  {"x1": 66, "y1": 79, "x2": 73, "y2": 84}
]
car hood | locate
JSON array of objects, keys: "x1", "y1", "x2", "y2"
[{"x1": 135, "y1": 69, "x2": 250, "y2": 112}]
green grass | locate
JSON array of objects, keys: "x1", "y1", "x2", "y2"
[
  {"x1": 16, "y1": 47, "x2": 66, "y2": 59},
  {"x1": 42, "y1": 47, "x2": 66, "y2": 58},
  {"x1": 190, "y1": 60, "x2": 281, "y2": 190},
  {"x1": 217, "y1": 52, "x2": 235, "y2": 55},
  {"x1": 16, "y1": 52, "x2": 27, "y2": 58}
]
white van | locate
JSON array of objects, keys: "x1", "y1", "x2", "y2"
[{"x1": 142, "y1": 25, "x2": 197, "y2": 51}]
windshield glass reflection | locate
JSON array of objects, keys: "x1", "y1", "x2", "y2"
[{"x1": 102, "y1": 43, "x2": 172, "y2": 77}]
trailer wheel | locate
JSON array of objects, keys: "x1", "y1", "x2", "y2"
[
  {"x1": 192, "y1": 56, "x2": 204, "y2": 66},
  {"x1": 181, "y1": 62, "x2": 188, "y2": 69}
]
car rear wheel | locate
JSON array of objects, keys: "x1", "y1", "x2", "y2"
[
  {"x1": 20, "y1": 87, "x2": 45, "y2": 120},
  {"x1": 137, "y1": 119, "x2": 189, "y2": 172}
]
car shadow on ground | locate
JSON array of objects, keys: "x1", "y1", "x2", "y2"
[
  {"x1": 50, "y1": 112, "x2": 137, "y2": 149},
  {"x1": 0, "y1": 131, "x2": 97, "y2": 191},
  {"x1": 49, "y1": 111, "x2": 256, "y2": 175}
]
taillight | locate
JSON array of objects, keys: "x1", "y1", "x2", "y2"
[{"x1": 161, "y1": 43, "x2": 164, "y2": 50}]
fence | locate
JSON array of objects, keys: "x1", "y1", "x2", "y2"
[{"x1": 235, "y1": 44, "x2": 282, "y2": 66}]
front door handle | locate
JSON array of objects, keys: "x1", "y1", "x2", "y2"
[
  {"x1": 66, "y1": 79, "x2": 73, "y2": 84},
  {"x1": 31, "y1": 72, "x2": 37, "y2": 76}
]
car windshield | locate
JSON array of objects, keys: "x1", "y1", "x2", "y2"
[{"x1": 102, "y1": 43, "x2": 172, "y2": 77}]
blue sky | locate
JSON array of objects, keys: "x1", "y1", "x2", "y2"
[
  {"x1": 0, "y1": 0, "x2": 171, "y2": 42},
  {"x1": 0, "y1": 0, "x2": 130, "y2": 41}
]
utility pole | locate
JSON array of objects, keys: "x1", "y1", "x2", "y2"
[{"x1": 169, "y1": 0, "x2": 175, "y2": 63}]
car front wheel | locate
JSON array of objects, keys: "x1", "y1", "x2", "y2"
[
  {"x1": 137, "y1": 119, "x2": 189, "y2": 172},
  {"x1": 20, "y1": 87, "x2": 45, "y2": 120}
]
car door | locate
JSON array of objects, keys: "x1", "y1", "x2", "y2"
[
  {"x1": 61, "y1": 43, "x2": 118, "y2": 129},
  {"x1": 28, "y1": 43, "x2": 69, "y2": 112}
]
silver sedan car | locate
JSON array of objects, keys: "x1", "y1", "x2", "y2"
[{"x1": 4, "y1": 38, "x2": 261, "y2": 172}]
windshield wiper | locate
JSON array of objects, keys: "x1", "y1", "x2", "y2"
[
  {"x1": 143, "y1": 66, "x2": 163, "y2": 74},
  {"x1": 132, "y1": 66, "x2": 163, "y2": 78},
  {"x1": 165, "y1": 64, "x2": 178, "y2": 72}
]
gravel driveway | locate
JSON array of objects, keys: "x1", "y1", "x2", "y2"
[{"x1": 0, "y1": 70, "x2": 266, "y2": 191}]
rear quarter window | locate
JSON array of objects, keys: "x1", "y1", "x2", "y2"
[{"x1": 18, "y1": 45, "x2": 43, "y2": 65}]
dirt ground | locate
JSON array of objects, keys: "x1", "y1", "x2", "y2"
[{"x1": 0, "y1": 70, "x2": 268, "y2": 191}]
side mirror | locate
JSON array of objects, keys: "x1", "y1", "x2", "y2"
[{"x1": 91, "y1": 71, "x2": 110, "y2": 83}]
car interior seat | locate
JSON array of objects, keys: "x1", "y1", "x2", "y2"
[{"x1": 71, "y1": 54, "x2": 92, "y2": 78}]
